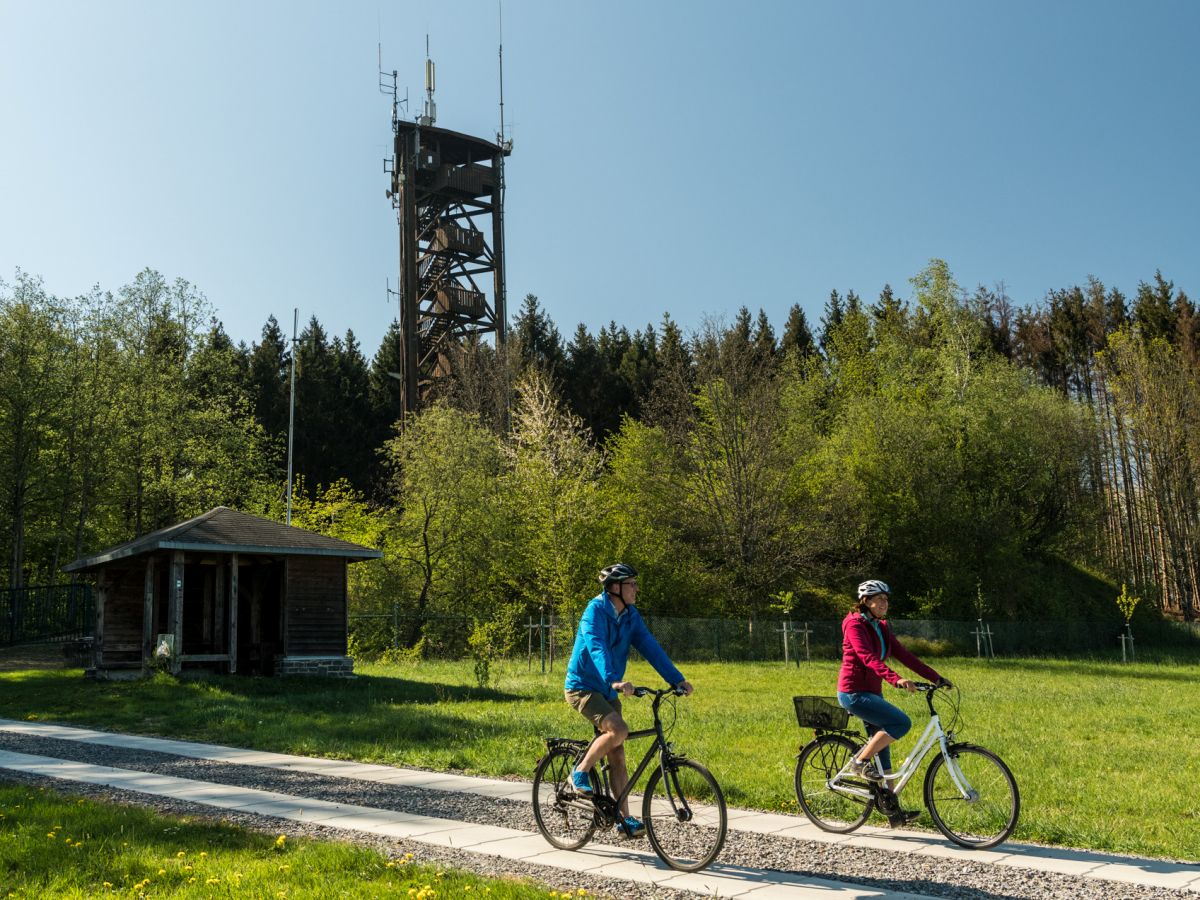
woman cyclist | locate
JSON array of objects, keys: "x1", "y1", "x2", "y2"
[{"x1": 838, "y1": 579, "x2": 950, "y2": 826}]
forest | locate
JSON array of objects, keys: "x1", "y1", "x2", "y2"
[{"x1": 1, "y1": 260, "x2": 1196, "y2": 642}]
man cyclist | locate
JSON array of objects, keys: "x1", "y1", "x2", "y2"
[{"x1": 564, "y1": 563, "x2": 694, "y2": 839}]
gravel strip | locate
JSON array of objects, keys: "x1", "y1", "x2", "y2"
[{"x1": 0, "y1": 732, "x2": 1195, "y2": 900}]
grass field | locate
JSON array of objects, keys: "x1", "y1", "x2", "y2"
[
  {"x1": 0, "y1": 782, "x2": 568, "y2": 899},
  {"x1": 0, "y1": 657, "x2": 1195, "y2": 862}
]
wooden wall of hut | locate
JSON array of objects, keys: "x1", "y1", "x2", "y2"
[{"x1": 284, "y1": 557, "x2": 346, "y2": 656}]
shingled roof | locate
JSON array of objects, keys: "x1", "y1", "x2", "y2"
[{"x1": 63, "y1": 507, "x2": 382, "y2": 572}]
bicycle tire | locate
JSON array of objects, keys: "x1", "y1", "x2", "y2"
[
  {"x1": 642, "y1": 759, "x2": 727, "y2": 872},
  {"x1": 795, "y1": 734, "x2": 874, "y2": 833},
  {"x1": 532, "y1": 746, "x2": 598, "y2": 850},
  {"x1": 923, "y1": 743, "x2": 1020, "y2": 849}
]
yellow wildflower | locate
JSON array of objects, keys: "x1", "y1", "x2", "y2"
[
  {"x1": 386, "y1": 861, "x2": 395, "y2": 868},
  {"x1": 103, "y1": 883, "x2": 112, "y2": 889},
  {"x1": 579, "y1": 891, "x2": 589, "y2": 897},
  {"x1": 206, "y1": 878, "x2": 220, "y2": 885},
  {"x1": 188, "y1": 877, "x2": 197, "y2": 884},
  {"x1": 275, "y1": 834, "x2": 287, "y2": 849},
  {"x1": 279, "y1": 864, "x2": 291, "y2": 872},
  {"x1": 176, "y1": 851, "x2": 186, "y2": 858},
  {"x1": 199, "y1": 851, "x2": 208, "y2": 858}
]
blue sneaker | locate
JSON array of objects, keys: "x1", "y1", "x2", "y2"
[
  {"x1": 570, "y1": 769, "x2": 593, "y2": 797},
  {"x1": 615, "y1": 816, "x2": 645, "y2": 838}
]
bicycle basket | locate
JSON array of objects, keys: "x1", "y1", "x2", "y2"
[{"x1": 793, "y1": 696, "x2": 849, "y2": 731}]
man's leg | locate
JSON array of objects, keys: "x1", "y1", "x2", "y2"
[{"x1": 576, "y1": 710, "x2": 629, "y2": 790}]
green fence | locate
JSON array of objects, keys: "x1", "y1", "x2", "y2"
[{"x1": 349, "y1": 606, "x2": 1200, "y2": 663}]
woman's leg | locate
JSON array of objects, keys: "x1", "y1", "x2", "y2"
[{"x1": 838, "y1": 691, "x2": 910, "y2": 771}]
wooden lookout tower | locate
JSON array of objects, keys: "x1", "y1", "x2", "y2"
[{"x1": 386, "y1": 50, "x2": 512, "y2": 413}]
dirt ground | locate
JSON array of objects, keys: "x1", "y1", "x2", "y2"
[{"x1": 0, "y1": 643, "x2": 73, "y2": 671}]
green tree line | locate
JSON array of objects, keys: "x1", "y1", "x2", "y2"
[{"x1": 2, "y1": 261, "x2": 1196, "y2": 639}]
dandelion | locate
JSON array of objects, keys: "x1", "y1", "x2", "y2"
[
  {"x1": 386, "y1": 861, "x2": 396, "y2": 868},
  {"x1": 278, "y1": 864, "x2": 290, "y2": 872},
  {"x1": 404, "y1": 852, "x2": 414, "y2": 861},
  {"x1": 103, "y1": 883, "x2": 112, "y2": 889},
  {"x1": 578, "y1": 891, "x2": 589, "y2": 897},
  {"x1": 206, "y1": 878, "x2": 220, "y2": 885},
  {"x1": 199, "y1": 851, "x2": 208, "y2": 858},
  {"x1": 46, "y1": 832, "x2": 55, "y2": 839},
  {"x1": 275, "y1": 834, "x2": 287, "y2": 849},
  {"x1": 158, "y1": 870, "x2": 166, "y2": 876},
  {"x1": 188, "y1": 877, "x2": 197, "y2": 884},
  {"x1": 176, "y1": 851, "x2": 186, "y2": 858},
  {"x1": 183, "y1": 865, "x2": 193, "y2": 872}
]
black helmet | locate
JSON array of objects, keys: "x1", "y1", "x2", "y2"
[{"x1": 599, "y1": 563, "x2": 638, "y2": 590}]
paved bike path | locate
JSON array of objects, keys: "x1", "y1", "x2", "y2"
[{"x1": 0, "y1": 719, "x2": 1196, "y2": 896}]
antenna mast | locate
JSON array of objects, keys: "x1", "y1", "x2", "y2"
[{"x1": 419, "y1": 36, "x2": 437, "y2": 126}]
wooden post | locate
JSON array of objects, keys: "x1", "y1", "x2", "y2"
[
  {"x1": 170, "y1": 551, "x2": 184, "y2": 675},
  {"x1": 93, "y1": 573, "x2": 107, "y2": 671},
  {"x1": 142, "y1": 556, "x2": 157, "y2": 673},
  {"x1": 228, "y1": 553, "x2": 239, "y2": 673},
  {"x1": 214, "y1": 563, "x2": 225, "y2": 654}
]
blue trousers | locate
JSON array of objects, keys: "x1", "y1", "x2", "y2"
[{"x1": 837, "y1": 690, "x2": 912, "y2": 772}]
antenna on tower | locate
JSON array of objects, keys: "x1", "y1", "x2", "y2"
[
  {"x1": 378, "y1": 42, "x2": 407, "y2": 129},
  {"x1": 419, "y1": 35, "x2": 437, "y2": 126},
  {"x1": 497, "y1": 1, "x2": 507, "y2": 146}
]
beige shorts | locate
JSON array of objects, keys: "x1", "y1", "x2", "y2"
[{"x1": 565, "y1": 689, "x2": 623, "y2": 731}]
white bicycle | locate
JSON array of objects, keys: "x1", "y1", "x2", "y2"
[{"x1": 793, "y1": 683, "x2": 1020, "y2": 849}]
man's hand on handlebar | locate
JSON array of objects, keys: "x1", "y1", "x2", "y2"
[
  {"x1": 676, "y1": 680, "x2": 694, "y2": 697},
  {"x1": 612, "y1": 681, "x2": 635, "y2": 696}
]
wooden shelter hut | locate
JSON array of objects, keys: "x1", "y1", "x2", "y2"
[{"x1": 63, "y1": 507, "x2": 382, "y2": 679}]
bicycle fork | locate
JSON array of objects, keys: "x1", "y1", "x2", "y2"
[{"x1": 938, "y1": 741, "x2": 979, "y2": 803}]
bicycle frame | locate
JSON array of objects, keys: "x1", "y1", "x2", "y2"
[
  {"x1": 585, "y1": 689, "x2": 689, "y2": 824},
  {"x1": 829, "y1": 690, "x2": 976, "y2": 804}
]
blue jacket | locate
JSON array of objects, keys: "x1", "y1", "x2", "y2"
[{"x1": 564, "y1": 594, "x2": 685, "y2": 700}]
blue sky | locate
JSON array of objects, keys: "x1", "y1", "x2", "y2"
[{"x1": 2, "y1": 1, "x2": 1197, "y2": 355}]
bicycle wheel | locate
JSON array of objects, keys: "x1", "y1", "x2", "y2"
[
  {"x1": 532, "y1": 746, "x2": 597, "y2": 850},
  {"x1": 795, "y1": 734, "x2": 873, "y2": 833},
  {"x1": 642, "y1": 759, "x2": 727, "y2": 872},
  {"x1": 923, "y1": 743, "x2": 1019, "y2": 849}
]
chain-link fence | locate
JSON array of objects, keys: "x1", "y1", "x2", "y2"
[{"x1": 349, "y1": 605, "x2": 1200, "y2": 664}]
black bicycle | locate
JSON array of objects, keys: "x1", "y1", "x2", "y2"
[{"x1": 532, "y1": 685, "x2": 727, "y2": 872}]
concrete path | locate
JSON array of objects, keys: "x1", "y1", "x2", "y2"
[{"x1": 1, "y1": 719, "x2": 1197, "y2": 896}]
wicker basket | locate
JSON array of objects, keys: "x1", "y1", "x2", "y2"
[{"x1": 793, "y1": 695, "x2": 849, "y2": 731}]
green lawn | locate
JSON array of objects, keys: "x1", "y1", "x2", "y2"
[
  {"x1": 0, "y1": 782, "x2": 569, "y2": 899},
  {"x1": 0, "y1": 657, "x2": 1195, "y2": 861}
]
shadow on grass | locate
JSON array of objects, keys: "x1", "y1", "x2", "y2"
[
  {"x1": 0, "y1": 670, "x2": 532, "y2": 761},
  {"x1": 988, "y1": 657, "x2": 1200, "y2": 683}
]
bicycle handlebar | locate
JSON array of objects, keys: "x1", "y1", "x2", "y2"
[
  {"x1": 913, "y1": 680, "x2": 953, "y2": 693},
  {"x1": 632, "y1": 685, "x2": 687, "y2": 698}
]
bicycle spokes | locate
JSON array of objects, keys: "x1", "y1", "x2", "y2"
[{"x1": 643, "y1": 759, "x2": 727, "y2": 872}]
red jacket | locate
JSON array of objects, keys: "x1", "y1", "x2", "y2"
[{"x1": 838, "y1": 611, "x2": 940, "y2": 694}]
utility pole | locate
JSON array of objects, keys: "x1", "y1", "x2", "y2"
[{"x1": 286, "y1": 308, "x2": 298, "y2": 525}]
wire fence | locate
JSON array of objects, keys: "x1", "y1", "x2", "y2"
[{"x1": 348, "y1": 605, "x2": 1200, "y2": 664}]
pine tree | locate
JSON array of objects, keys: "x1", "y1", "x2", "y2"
[{"x1": 781, "y1": 304, "x2": 816, "y2": 361}]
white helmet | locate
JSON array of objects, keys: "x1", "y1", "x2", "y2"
[{"x1": 857, "y1": 579, "x2": 891, "y2": 599}]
